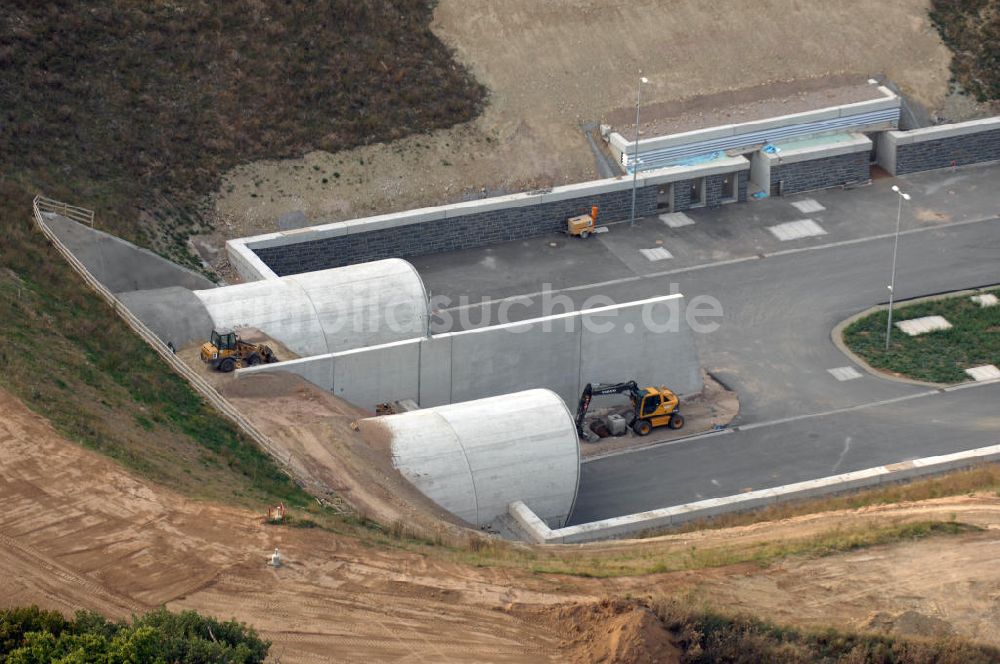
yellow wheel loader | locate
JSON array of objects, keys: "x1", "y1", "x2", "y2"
[{"x1": 200, "y1": 328, "x2": 278, "y2": 373}]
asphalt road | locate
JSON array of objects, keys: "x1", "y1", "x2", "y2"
[
  {"x1": 412, "y1": 167, "x2": 1000, "y2": 524},
  {"x1": 571, "y1": 381, "x2": 1000, "y2": 523}
]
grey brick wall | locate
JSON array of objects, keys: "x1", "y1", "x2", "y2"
[
  {"x1": 255, "y1": 186, "x2": 659, "y2": 275},
  {"x1": 253, "y1": 170, "x2": 750, "y2": 276},
  {"x1": 771, "y1": 151, "x2": 869, "y2": 195},
  {"x1": 670, "y1": 172, "x2": 748, "y2": 211},
  {"x1": 894, "y1": 127, "x2": 1000, "y2": 175}
]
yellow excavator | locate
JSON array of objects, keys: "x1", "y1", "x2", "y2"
[
  {"x1": 200, "y1": 328, "x2": 278, "y2": 373},
  {"x1": 575, "y1": 381, "x2": 684, "y2": 437}
]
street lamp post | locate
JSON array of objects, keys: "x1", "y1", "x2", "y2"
[
  {"x1": 629, "y1": 75, "x2": 649, "y2": 227},
  {"x1": 885, "y1": 184, "x2": 911, "y2": 351}
]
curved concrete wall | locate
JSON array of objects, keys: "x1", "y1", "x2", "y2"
[
  {"x1": 193, "y1": 259, "x2": 428, "y2": 357},
  {"x1": 360, "y1": 389, "x2": 581, "y2": 528}
]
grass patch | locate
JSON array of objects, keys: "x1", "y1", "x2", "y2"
[
  {"x1": 654, "y1": 598, "x2": 1000, "y2": 663},
  {"x1": 521, "y1": 521, "x2": 977, "y2": 578},
  {"x1": 843, "y1": 288, "x2": 1000, "y2": 383},
  {"x1": 0, "y1": 2, "x2": 483, "y2": 519}
]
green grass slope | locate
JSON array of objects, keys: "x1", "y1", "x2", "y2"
[{"x1": 0, "y1": 1, "x2": 484, "y2": 511}]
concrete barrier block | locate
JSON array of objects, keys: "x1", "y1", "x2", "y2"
[{"x1": 508, "y1": 501, "x2": 557, "y2": 544}]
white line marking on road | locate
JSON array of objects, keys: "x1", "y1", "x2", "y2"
[
  {"x1": 768, "y1": 219, "x2": 827, "y2": 241},
  {"x1": 966, "y1": 365, "x2": 1000, "y2": 382},
  {"x1": 828, "y1": 366, "x2": 863, "y2": 381},
  {"x1": 832, "y1": 436, "x2": 852, "y2": 473},
  {"x1": 660, "y1": 212, "x2": 695, "y2": 228},
  {"x1": 791, "y1": 198, "x2": 826, "y2": 213},
  {"x1": 438, "y1": 215, "x2": 998, "y2": 314},
  {"x1": 736, "y1": 391, "x2": 940, "y2": 432},
  {"x1": 640, "y1": 247, "x2": 673, "y2": 261}
]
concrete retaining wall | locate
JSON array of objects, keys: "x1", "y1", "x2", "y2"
[
  {"x1": 240, "y1": 293, "x2": 703, "y2": 411},
  {"x1": 877, "y1": 117, "x2": 1000, "y2": 175},
  {"x1": 231, "y1": 158, "x2": 749, "y2": 276},
  {"x1": 512, "y1": 440, "x2": 1000, "y2": 543}
]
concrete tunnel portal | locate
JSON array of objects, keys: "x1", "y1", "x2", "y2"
[{"x1": 358, "y1": 389, "x2": 581, "y2": 529}]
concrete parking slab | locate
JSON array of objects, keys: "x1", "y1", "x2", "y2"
[
  {"x1": 828, "y1": 366, "x2": 863, "y2": 381},
  {"x1": 966, "y1": 365, "x2": 1000, "y2": 382},
  {"x1": 768, "y1": 219, "x2": 827, "y2": 241},
  {"x1": 659, "y1": 212, "x2": 695, "y2": 228},
  {"x1": 790, "y1": 198, "x2": 826, "y2": 213},
  {"x1": 896, "y1": 315, "x2": 952, "y2": 336}
]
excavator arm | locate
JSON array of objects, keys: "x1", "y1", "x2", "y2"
[{"x1": 575, "y1": 381, "x2": 642, "y2": 435}]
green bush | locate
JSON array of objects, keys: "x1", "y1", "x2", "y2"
[
  {"x1": 0, "y1": 607, "x2": 268, "y2": 664},
  {"x1": 654, "y1": 600, "x2": 1000, "y2": 663}
]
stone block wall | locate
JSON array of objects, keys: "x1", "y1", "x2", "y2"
[
  {"x1": 894, "y1": 126, "x2": 1000, "y2": 175},
  {"x1": 771, "y1": 151, "x2": 869, "y2": 195},
  {"x1": 669, "y1": 172, "x2": 748, "y2": 211},
  {"x1": 254, "y1": 186, "x2": 659, "y2": 276}
]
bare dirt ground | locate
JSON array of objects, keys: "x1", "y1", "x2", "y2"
[
  {"x1": 8, "y1": 385, "x2": 1000, "y2": 660},
  {"x1": 209, "y1": 0, "x2": 959, "y2": 247}
]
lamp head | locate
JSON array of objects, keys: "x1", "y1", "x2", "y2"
[
  {"x1": 640, "y1": 76, "x2": 648, "y2": 84},
  {"x1": 901, "y1": 193, "x2": 911, "y2": 200},
  {"x1": 891, "y1": 185, "x2": 900, "y2": 192}
]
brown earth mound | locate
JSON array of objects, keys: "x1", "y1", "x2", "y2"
[{"x1": 519, "y1": 599, "x2": 681, "y2": 664}]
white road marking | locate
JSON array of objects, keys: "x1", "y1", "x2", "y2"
[
  {"x1": 438, "y1": 215, "x2": 998, "y2": 313},
  {"x1": 828, "y1": 366, "x2": 863, "y2": 381},
  {"x1": 659, "y1": 212, "x2": 695, "y2": 228},
  {"x1": 639, "y1": 247, "x2": 673, "y2": 261},
  {"x1": 791, "y1": 198, "x2": 826, "y2": 213},
  {"x1": 966, "y1": 365, "x2": 1000, "y2": 382},
  {"x1": 768, "y1": 219, "x2": 827, "y2": 241},
  {"x1": 896, "y1": 315, "x2": 952, "y2": 336}
]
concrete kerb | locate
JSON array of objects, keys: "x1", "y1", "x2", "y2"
[
  {"x1": 831, "y1": 284, "x2": 1000, "y2": 388},
  {"x1": 514, "y1": 442, "x2": 1000, "y2": 543}
]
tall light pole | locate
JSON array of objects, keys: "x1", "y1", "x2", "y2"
[
  {"x1": 629, "y1": 75, "x2": 649, "y2": 227},
  {"x1": 885, "y1": 184, "x2": 911, "y2": 351}
]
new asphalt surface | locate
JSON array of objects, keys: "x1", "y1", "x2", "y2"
[{"x1": 411, "y1": 165, "x2": 1000, "y2": 524}]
